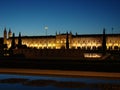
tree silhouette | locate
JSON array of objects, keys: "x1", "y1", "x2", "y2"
[
  {"x1": 11, "y1": 33, "x2": 16, "y2": 49},
  {"x1": 66, "y1": 32, "x2": 69, "y2": 49},
  {"x1": 18, "y1": 32, "x2": 22, "y2": 48},
  {"x1": 102, "y1": 28, "x2": 106, "y2": 53}
]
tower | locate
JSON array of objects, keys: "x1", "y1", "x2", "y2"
[
  {"x1": 3, "y1": 27, "x2": 7, "y2": 45},
  {"x1": 8, "y1": 28, "x2": 12, "y2": 38}
]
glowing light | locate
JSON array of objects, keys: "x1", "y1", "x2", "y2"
[
  {"x1": 48, "y1": 44, "x2": 51, "y2": 47},
  {"x1": 53, "y1": 44, "x2": 55, "y2": 46},
  {"x1": 84, "y1": 53, "x2": 102, "y2": 58},
  {"x1": 72, "y1": 43, "x2": 76, "y2": 46},
  {"x1": 57, "y1": 41, "x2": 59, "y2": 43},
  {"x1": 44, "y1": 26, "x2": 48, "y2": 30},
  {"x1": 61, "y1": 41, "x2": 63, "y2": 43}
]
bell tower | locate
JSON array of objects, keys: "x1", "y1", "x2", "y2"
[
  {"x1": 8, "y1": 28, "x2": 12, "y2": 38},
  {"x1": 3, "y1": 27, "x2": 7, "y2": 45}
]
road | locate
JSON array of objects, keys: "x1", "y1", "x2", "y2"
[{"x1": 0, "y1": 68, "x2": 120, "y2": 79}]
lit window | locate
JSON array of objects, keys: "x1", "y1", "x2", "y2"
[
  {"x1": 64, "y1": 40, "x2": 66, "y2": 43},
  {"x1": 57, "y1": 41, "x2": 59, "y2": 43}
]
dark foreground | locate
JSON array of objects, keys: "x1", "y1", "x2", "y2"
[
  {"x1": 0, "y1": 57, "x2": 120, "y2": 73},
  {"x1": 0, "y1": 74, "x2": 120, "y2": 90}
]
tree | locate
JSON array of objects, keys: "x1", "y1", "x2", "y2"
[
  {"x1": 18, "y1": 32, "x2": 22, "y2": 48},
  {"x1": 66, "y1": 32, "x2": 69, "y2": 49},
  {"x1": 102, "y1": 28, "x2": 107, "y2": 53},
  {"x1": 11, "y1": 33, "x2": 16, "y2": 49}
]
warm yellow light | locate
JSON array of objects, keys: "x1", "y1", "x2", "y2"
[
  {"x1": 114, "y1": 43, "x2": 118, "y2": 46},
  {"x1": 34, "y1": 44, "x2": 38, "y2": 47},
  {"x1": 39, "y1": 44, "x2": 42, "y2": 46},
  {"x1": 43, "y1": 44, "x2": 47, "y2": 47},
  {"x1": 92, "y1": 43, "x2": 96, "y2": 46},
  {"x1": 57, "y1": 41, "x2": 59, "y2": 43},
  {"x1": 61, "y1": 41, "x2": 63, "y2": 43},
  {"x1": 53, "y1": 44, "x2": 55, "y2": 46},
  {"x1": 84, "y1": 53, "x2": 102, "y2": 58},
  {"x1": 72, "y1": 43, "x2": 76, "y2": 46},
  {"x1": 48, "y1": 44, "x2": 51, "y2": 47},
  {"x1": 87, "y1": 43, "x2": 91, "y2": 46},
  {"x1": 82, "y1": 43, "x2": 85, "y2": 46}
]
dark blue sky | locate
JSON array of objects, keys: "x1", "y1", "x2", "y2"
[{"x1": 0, "y1": 0, "x2": 120, "y2": 37}]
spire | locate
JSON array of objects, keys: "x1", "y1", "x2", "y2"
[
  {"x1": 56, "y1": 31, "x2": 57, "y2": 35},
  {"x1": 4, "y1": 27, "x2": 7, "y2": 36},
  {"x1": 19, "y1": 32, "x2": 21, "y2": 37},
  {"x1": 8, "y1": 28, "x2": 12, "y2": 38},
  {"x1": 76, "y1": 32, "x2": 78, "y2": 36},
  {"x1": 9, "y1": 28, "x2": 11, "y2": 32},
  {"x1": 4, "y1": 27, "x2": 7, "y2": 32},
  {"x1": 103, "y1": 28, "x2": 105, "y2": 35},
  {"x1": 4, "y1": 27, "x2": 7, "y2": 44},
  {"x1": 70, "y1": 31, "x2": 72, "y2": 35}
]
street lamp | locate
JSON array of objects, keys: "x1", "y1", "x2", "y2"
[
  {"x1": 44, "y1": 26, "x2": 48, "y2": 48},
  {"x1": 45, "y1": 26, "x2": 48, "y2": 36}
]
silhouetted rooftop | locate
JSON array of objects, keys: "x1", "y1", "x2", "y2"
[
  {"x1": 73, "y1": 33, "x2": 120, "y2": 37},
  {"x1": 8, "y1": 33, "x2": 120, "y2": 39},
  {"x1": 9, "y1": 35, "x2": 56, "y2": 39}
]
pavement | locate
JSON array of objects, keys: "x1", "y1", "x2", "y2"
[{"x1": 0, "y1": 68, "x2": 120, "y2": 79}]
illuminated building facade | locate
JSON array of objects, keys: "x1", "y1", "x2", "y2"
[{"x1": 3, "y1": 28, "x2": 120, "y2": 50}]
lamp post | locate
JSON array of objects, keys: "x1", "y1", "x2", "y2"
[
  {"x1": 45, "y1": 26, "x2": 48, "y2": 36},
  {"x1": 45, "y1": 26, "x2": 48, "y2": 48}
]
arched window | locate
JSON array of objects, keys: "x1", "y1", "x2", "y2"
[
  {"x1": 92, "y1": 46, "x2": 96, "y2": 50},
  {"x1": 82, "y1": 46, "x2": 86, "y2": 50},
  {"x1": 108, "y1": 46, "x2": 112, "y2": 50},
  {"x1": 114, "y1": 46, "x2": 118, "y2": 50},
  {"x1": 97, "y1": 46, "x2": 102, "y2": 50},
  {"x1": 87, "y1": 46, "x2": 91, "y2": 50},
  {"x1": 61, "y1": 45, "x2": 65, "y2": 49}
]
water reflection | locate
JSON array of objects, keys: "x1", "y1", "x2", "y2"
[
  {"x1": 53, "y1": 81, "x2": 86, "y2": 88},
  {"x1": 23, "y1": 79, "x2": 57, "y2": 87},
  {"x1": 0, "y1": 74, "x2": 120, "y2": 90},
  {"x1": 90, "y1": 83, "x2": 120, "y2": 90},
  {"x1": 0, "y1": 78, "x2": 29, "y2": 84}
]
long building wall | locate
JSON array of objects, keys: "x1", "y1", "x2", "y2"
[
  {"x1": 71, "y1": 36, "x2": 102, "y2": 49},
  {"x1": 6, "y1": 34, "x2": 120, "y2": 50},
  {"x1": 106, "y1": 36, "x2": 120, "y2": 50}
]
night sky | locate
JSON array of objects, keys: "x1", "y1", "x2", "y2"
[{"x1": 0, "y1": 0, "x2": 120, "y2": 37}]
